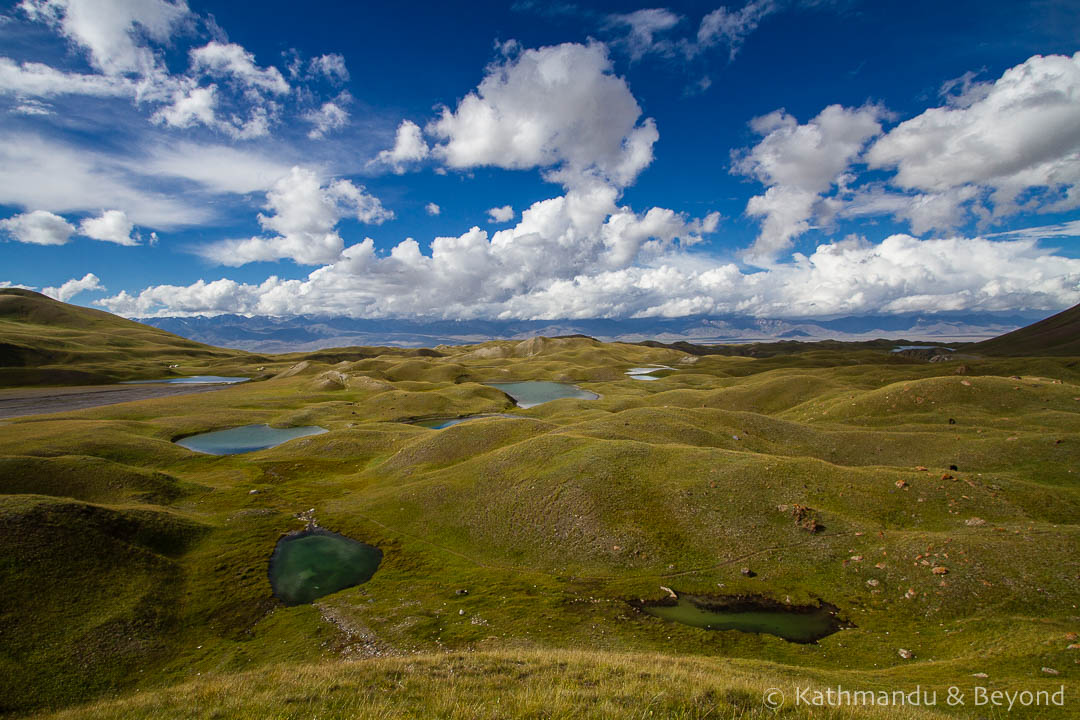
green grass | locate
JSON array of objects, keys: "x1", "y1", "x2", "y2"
[{"x1": 0, "y1": 304, "x2": 1077, "y2": 717}]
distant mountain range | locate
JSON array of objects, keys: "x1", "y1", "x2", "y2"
[{"x1": 135, "y1": 311, "x2": 1050, "y2": 352}]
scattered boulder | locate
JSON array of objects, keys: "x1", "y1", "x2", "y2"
[
  {"x1": 455, "y1": 589, "x2": 469, "y2": 596},
  {"x1": 866, "y1": 579, "x2": 880, "y2": 587},
  {"x1": 787, "y1": 504, "x2": 823, "y2": 533},
  {"x1": 311, "y1": 371, "x2": 349, "y2": 391},
  {"x1": 972, "y1": 672, "x2": 988, "y2": 678},
  {"x1": 678, "y1": 355, "x2": 700, "y2": 365},
  {"x1": 1042, "y1": 667, "x2": 1059, "y2": 675},
  {"x1": 931, "y1": 566, "x2": 949, "y2": 575},
  {"x1": 740, "y1": 567, "x2": 755, "y2": 577},
  {"x1": 896, "y1": 479, "x2": 909, "y2": 489},
  {"x1": 898, "y1": 648, "x2": 914, "y2": 659},
  {"x1": 965, "y1": 517, "x2": 986, "y2": 527},
  {"x1": 659, "y1": 586, "x2": 677, "y2": 599}
]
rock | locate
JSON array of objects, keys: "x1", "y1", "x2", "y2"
[
  {"x1": 850, "y1": 555, "x2": 863, "y2": 562},
  {"x1": 972, "y1": 672, "x2": 988, "y2": 678},
  {"x1": 311, "y1": 370, "x2": 349, "y2": 391},
  {"x1": 455, "y1": 589, "x2": 469, "y2": 596},
  {"x1": 866, "y1": 579, "x2": 880, "y2": 587},
  {"x1": 1067, "y1": 644, "x2": 1080, "y2": 650},
  {"x1": 905, "y1": 588, "x2": 917, "y2": 599},
  {"x1": 960, "y1": 379, "x2": 972, "y2": 386},
  {"x1": 915, "y1": 466, "x2": 928, "y2": 472},
  {"x1": 740, "y1": 567, "x2": 755, "y2": 577},
  {"x1": 932, "y1": 566, "x2": 949, "y2": 575},
  {"x1": 1041, "y1": 667, "x2": 1059, "y2": 675},
  {"x1": 274, "y1": 361, "x2": 311, "y2": 379},
  {"x1": 965, "y1": 517, "x2": 986, "y2": 526},
  {"x1": 898, "y1": 648, "x2": 914, "y2": 659},
  {"x1": 1065, "y1": 632, "x2": 1078, "y2": 641},
  {"x1": 941, "y1": 473, "x2": 954, "y2": 481},
  {"x1": 659, "y1": 586, "x2": 677, "y2": 599},
  {"x1": 458, "y1": 609, "x2": 465, "y2": 616},
  {"x1": 678, "y1": 355, "x2": 700, "y2": 365},
  {"x1": 248, "y1": 489, "x2": 260, "y2": 495},
  {"x1": 895, "y1": 479, "x2": 909, "y2": 489}
]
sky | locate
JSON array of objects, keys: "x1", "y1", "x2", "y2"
[{"x1": 0, "y1": 0, "x2": 1079, "y2": 320}]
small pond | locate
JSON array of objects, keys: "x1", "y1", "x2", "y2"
[
  {"x1": 121, "y1": 376, "x2": 249, "y2": 384},
  {"x1": 485, "y1": 381, "x2": 598, "y2": 408},
  {"x1": 414, "y1": 413, "x2": 520, "y2": 429},
  {"x1": 269, "y1": 528, "x2": 382, "y2": 605},
  {"x1": 635, "y1": 594, "x2": 844, "y2": 644},
  {"x1": 625, "y1": 365, "x2": 674, "y2": 381},
  {"x1": 175, "y1": 424, "x2": 327, "y2": 455},
  {"x1": 890, "y1": 346, "x2": 954, "y2": 353}
]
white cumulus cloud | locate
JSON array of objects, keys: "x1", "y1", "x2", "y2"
[
  {"x1": 867, "y1": 52, "x2": 1080, "y2": 218},
  {"x1": 43, "y1": 272, "x2": 103, "y2": 301},
  {"x1": 0, "y1": 209, "x2": 75, "y2": 245},
  {"x1": 425, "y1": 202, "x2": 440, "y2": 216},
  {"x1": 487, "y1": 205, "x2": 514, "y2": 223},
  {"x1": 371, "y1": 120, "x2": 430, "y2": 174},
  {"x1": 428, "y1": 41, "x2": 658, "y2": 190},
  {"x1": 19, "y1": 0, "x2": 191, "y2": 75},
  {"x1": 196, "y1": 166, "x2": 393, "y2": 266},
  {"x1": 189, "y1": 41, "x2": 289, "y2": 95},
  {"x1": 734, "y1": 103, "x2": 885, "y2": 264},
  {"x1": 79, "y1": 209, "x2": 137, "y2": 245}
]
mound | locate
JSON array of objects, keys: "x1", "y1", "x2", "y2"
[
  {"x1": 969, "y1": 302, "x2": 1080, "y2": 356},
  {"x1": 0, "y1": 289, "x2": 244, "y2": 386},
  {"x1": 0, "y1": 495, "x2": 207, "y2": 713}
]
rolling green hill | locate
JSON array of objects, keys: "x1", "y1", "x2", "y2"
[
  {"x1": 0, "y1": 289, "x2": 248, "y2": 385},
  {"x1": 968, "y1": 302, "x2": 1080, "y2": 356},
  {"x1": 0, "y1": 300, "x2": 1077, "y2": 717}
]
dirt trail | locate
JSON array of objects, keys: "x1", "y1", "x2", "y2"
[{"x1": 0, "y1": 383, "x2": 230, "y2": 419}]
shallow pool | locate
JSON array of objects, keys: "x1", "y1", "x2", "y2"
[
  {"x1": 414, "y1": 414, "x2": 520, "y2": 429},
  {"x1": 175, "y1": 424, "x2": 327, "y2": 455},
  {"x1": 638, "y1": 594, "x2": 843, "y2": 643},
  {"x1": 269, "y1": 529, "x2": 382, "y2": 606},
  {"x1": 121, "y1": 376, "x2": 249, "y2": 384},
  {"x1": 485, "y1": 381, "x2": 598, "y2": 408}
]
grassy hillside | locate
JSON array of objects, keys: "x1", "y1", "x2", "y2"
[
  {"x1": 968, "y1": 302, "x2": 1080, "y2": 356},
  {"x1": 0, "y1": 289, "x2": 248, "y2": 385},
  {"x1": 0, "y1": 328, "x2": 1077, "y2": 717}
]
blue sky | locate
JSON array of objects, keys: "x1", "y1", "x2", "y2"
[{"x1": 1, "y1": 0, "x2": 1078, "y2": 319}]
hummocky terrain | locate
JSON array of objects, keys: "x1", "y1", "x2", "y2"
[{"x1": 0, "y1": 287, "x2": 1077, "y2": 718}]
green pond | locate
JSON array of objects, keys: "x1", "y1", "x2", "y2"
[
  {"x1": 175, "y1": 424, "x2": 327, "y2": 455},
  {"x1": 485, "y1": 381, "x2": 598, "y2": 408},
  {"x1": 269, "y1": 529, "x2": 382, "y2": 606},
  {"x1": 639, "y1": 595, "x2": 843, "y2": 643}
]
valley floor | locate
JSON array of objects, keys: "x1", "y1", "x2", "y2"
[{"x1": 0, "y1": 336, "x2": 1077, "y2": 718}]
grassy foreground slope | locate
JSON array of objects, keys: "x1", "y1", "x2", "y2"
[{"x1": 0, "y1": 303, "x2": 1077, "y2": 717}]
